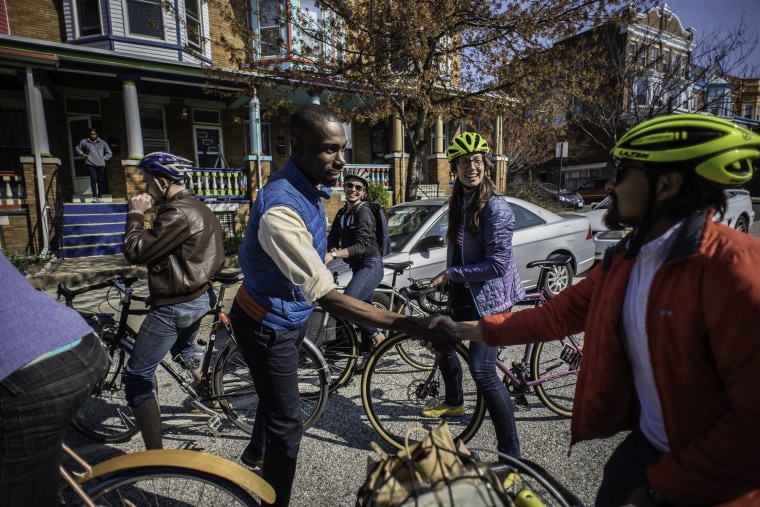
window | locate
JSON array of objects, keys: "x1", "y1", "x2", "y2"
[
  {"x1": 744, "y1": 105, "x2": 754, "y2": 119},
  {"x1": 74, "y1": 0, "x2": 102, "y2": 37},
  {"x1": 258, "y1": 0, "x2": 286, "y2": 58},
  {"x1": 297, "y1": 0, "x2": 324, "y2": 59},
  {"x1": 126, "y1": 0, "x2": 164, "y2": 38},
  {"x1": 634, "y1": 80, "x2": 648, "y2": 107},
  {"x1": 140, "y1": 105, "x2": 168, "y2": 153},
  {"x1": 651, "y1": 47, "x2": 658, "y2": 69},
  {"x1": 629, "y1": 41, "x2": 638, "y2": 64},
  {"x1": 65, "y1": 97, "x2": 101, "y2": 115},
  {"x1": 192, "y1": 109, "x2": 221, "y2": 124},
  {"x1": 185, "y1": 0, "x2": 202, "y2": 51},
  {"x1": 662, "y1": 51, "x2": 670, "y2": 74},
  {"x1": 639, "y1": 46, "x2": 647, "y2": 68}
]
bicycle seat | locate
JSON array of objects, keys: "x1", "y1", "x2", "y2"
[
  {"x1": 383, "y1": 261, "x2": 413, "y2": 274},
  {"x1": 213, "y1": 270, "x2": 243, "y2": 285},
  {"x1": 526, "y1": 255, "x2": 571, "y2": 269}
]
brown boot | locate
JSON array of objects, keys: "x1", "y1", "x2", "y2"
[{"x1": 132, "y1": 398, "x2": 163, "y2": 450}]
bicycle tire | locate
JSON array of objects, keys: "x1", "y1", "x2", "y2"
[
  {"x1": 82, "y1": 466, "x2": 261, "y2": 506},
  {"x1": 306, "y1": 307, "x2": 359, "y2": 392},
  {"x1": 70, "y1": 322, "x2": 140, "y2": 443},
  {"x1": 214, "y1": 338, "x2": 329, "y2": 432},
  {"x1": 529, "y1": 334, "x2": 584, "y2": 418},
  {"x1": 361, "y1": 333, "x2": 486, "y2": 449}
]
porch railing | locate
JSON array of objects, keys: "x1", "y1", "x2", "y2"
[
  {"x1": 335, "y1": 164, "x2": 391, "y2": 189},
  {"x1": 187, "y1": 168, "x2": 248, "y2": 201},
  {"x1": 0, "y1": 170, "x2": 26, "y2": 209}
]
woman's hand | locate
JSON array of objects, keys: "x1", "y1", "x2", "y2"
[
  {"x1": 429, "y1": 269, "x2": 450, "y2": 293},
  {"x1": 418, "y1": 314, "x2": 459, "y2": 353}
]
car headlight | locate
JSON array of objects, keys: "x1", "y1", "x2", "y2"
[{"x1": 596, "y1": 229, "x2": 630, "y2": 240}]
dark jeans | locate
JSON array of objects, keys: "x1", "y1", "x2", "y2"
[
  {"x1": 0, "y1": 332, "x2": 108, "y2": 507},
  {"x1": 439, "y1": 341, "x2": 521, "y2": 458},
  {"x1": 87, "y1": 164, "x2": 108, "y2": 198},
  {"x1": 230, "y1": 300, "x2": 306, "y2": 507},
  {"x1": 595, "y1": 429, "x2": 663, "y2": 506},
  {"x1": 343, "y1": 255, "x2": 383, "y2": 353}
]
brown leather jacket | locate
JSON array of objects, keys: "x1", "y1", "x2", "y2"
[{"x1": 123, "y1": 189, "x2": 225, "y2": 306}]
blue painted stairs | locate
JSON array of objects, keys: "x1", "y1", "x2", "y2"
[{"x1": 59, "y1": 202, "x2": 128, "y2": 258}]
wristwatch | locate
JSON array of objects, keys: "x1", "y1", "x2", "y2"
[{"x1": 331, "y1": 250, "x2": 337, "y2": 259}]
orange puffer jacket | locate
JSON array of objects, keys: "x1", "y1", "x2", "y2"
[{"x1": 482, "y1": 213, "x2": 760, "y2": 506}]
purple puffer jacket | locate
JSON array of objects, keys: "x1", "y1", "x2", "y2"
[{"x1": 447, "y1": 194, "x2": 526, "y2": 318}]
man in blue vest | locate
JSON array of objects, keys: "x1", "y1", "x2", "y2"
[{"x1": 231, "y1": 104, "x2": 454, "y2": 507}]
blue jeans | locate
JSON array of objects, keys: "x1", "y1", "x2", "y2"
[
  {"x1": 230, "y1": 300, "x2": 306, "y2": 507},
  {"x1": 439, "y1": 342, "x2": 521, "y2": 458},
  {"x1": 122, "y1": 292, "x2": 210, "y2": 407},
  {"x1": 0, "y1": 332, "x2": 108, "y2": 507},
  {"x1": 343, "y1": 255, "x2": 383, "y2": 353}
]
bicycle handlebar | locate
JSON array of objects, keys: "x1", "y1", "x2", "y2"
[
  {"x1": 57, "y1": 275, "x2": 139, "y2": 307},
  {"x1": 400, "y1": 283, "x2": 449, "y2": 315}
]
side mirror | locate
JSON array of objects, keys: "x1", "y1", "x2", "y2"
[{"x1": 412, "y1": 235, "x2": 445, "y2": 253}]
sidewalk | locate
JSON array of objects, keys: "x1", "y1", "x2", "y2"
[{"x1": 27, "y1": 254, "x2": 147, "y2": 291}]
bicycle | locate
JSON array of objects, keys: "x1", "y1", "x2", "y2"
[
  {"x1": 58, "y1": 442, "x2": 275, "y2": 506},
  {"x1": 58, "y1": 271, "x2": 330, "y2": 443},
  {"x1": 307, "y1": 261, "x2": 444, "y2": 392},
  {"x1": 360, "y1": 255, "x2": 584, "y2": 449}
]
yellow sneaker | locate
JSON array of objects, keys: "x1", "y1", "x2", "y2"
[{"x1": 421, "y1": 401, "x2": 464, "y2": 418}]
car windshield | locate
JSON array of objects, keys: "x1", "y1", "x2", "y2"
[
  {"x1": 593, "y1": 196, "x2": 610, "y2": 210},
  {"x1": 387, "y1": 204, "x2": 442, "y2": 252}
]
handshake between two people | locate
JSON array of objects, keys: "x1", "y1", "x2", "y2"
[{"x1": 415, "y1": 314, "x2": 462, "y2": 354}]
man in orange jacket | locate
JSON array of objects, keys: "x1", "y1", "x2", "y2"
[{"x1": 428, "y1": 114, "x2": 760, "y2": 506}]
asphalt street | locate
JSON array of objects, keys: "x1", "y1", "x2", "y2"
[{"x1": 55, "y1": 203, "x2": 760, "y2": 506}]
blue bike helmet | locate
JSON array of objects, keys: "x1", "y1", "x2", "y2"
[{"x1": 139, "y1": 152, "x2": 193, "y2": 182}]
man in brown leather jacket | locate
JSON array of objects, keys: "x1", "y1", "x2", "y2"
[{"x1": 122, "y1": 152, "x2": 225, "y2": 450}]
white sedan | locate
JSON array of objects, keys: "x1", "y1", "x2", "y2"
[
  {"x1": 331, "y1": 196, "x2": 595, "y2": 300},
  {"x1": 585, "y1": 189, "x2": 755, "y2": 261}
]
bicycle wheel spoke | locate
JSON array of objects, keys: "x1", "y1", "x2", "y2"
[
  {"x1": 361, "y1": 334, "x2": 484, "y2": 449},
  {"x1": 83, "y1": 468, "x2": 260, "y2": 506},
  {"x1": 530, "y1": 334, "x2": 584, "y2": 417},
  {"x1": 307, "y1": 308, "x2": 358, "y2": 391},
  {"x1": 71, "y1": 339, "x2": 139, "y2": 443}
]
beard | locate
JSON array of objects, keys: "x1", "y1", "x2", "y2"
[{"x1": 603, "y1": 193, "x2": 637, "y2": 230}]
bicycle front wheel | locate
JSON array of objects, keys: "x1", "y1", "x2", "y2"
[
  {"x1": 361, "y1": 333, "x2": 485, "y2": 449},
  {"x1": 83, "y1": 467, "x2": 261, "y2": 506},
  {"x1": 70, "y1": 328, "x2": 140, "y2": 443},
  {"x1": 214, "y1": 338, "x2": 330, "y2": 432},
  {"x1": 529, "y1": 334, "x2": 584, "y2": 418},
  {"x1": 306, "y1": 307, "x2": 358, "y2": 392}
]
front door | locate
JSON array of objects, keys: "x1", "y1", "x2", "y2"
[{"x1": 68, "y1": 116, "x2": 102, "y2": 196}]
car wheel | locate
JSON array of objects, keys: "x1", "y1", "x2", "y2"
[
  {"x1": 735, "y1": 215, "x2": 749, "y2": 233},
  {"x1": 543, "y1": 255, "x2": 574, "y2": 300}
]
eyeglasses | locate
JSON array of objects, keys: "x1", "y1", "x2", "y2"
[
  {"x1": 457, "y1": 156, "x2": 484, "y2": 169},
  {"x1": 344, "y1": 182, "x2": 364, "y2": 191}
]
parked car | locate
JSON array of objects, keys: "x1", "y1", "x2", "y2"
[
  {"x1": 584, "y1": 189, "x2": 755, "y2": 260},
  {"x1": 537, "y1": 182, "x2": 585, "y2": 209},
  {"x1": 573, "y1": 178, "x2": 610, "y2": 204},
  {"x1": 330, "y1": 196, "x2": 596, "y2": 300}
]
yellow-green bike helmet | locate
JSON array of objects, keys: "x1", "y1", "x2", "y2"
[
  {"x1": 447, "y1": 132, "x2": 490, "y2": 162},
  {"x1": 611, "y1": 114, "x2": 760, "y2": 185}
]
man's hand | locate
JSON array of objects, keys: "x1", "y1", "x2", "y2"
[
  {"x1": 412, "y1": 314, "x2": 459, "y2": 354},
  {"x1": 130, "y1": 193, "x2": 153, "y2": 213}
]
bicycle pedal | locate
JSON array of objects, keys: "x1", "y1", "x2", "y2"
[{"x1": 514, "y1": 394, "x2": 529, "y2": 407}]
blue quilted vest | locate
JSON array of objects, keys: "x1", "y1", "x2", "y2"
[{"x1": 239, "y1": 160, "x2": 331, "y2": 330}]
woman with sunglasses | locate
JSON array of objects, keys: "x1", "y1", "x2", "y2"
[{"x1": 326, "y1": 169, "x2": 386, "y2": 372}]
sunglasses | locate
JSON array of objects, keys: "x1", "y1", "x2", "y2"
[{"x1": 344, "y1": 182, "x2": 364, "y2": 191}]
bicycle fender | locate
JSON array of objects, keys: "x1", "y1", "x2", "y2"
[{"x1": 81, "y1": 449, "x2": 276, "y2": 504}]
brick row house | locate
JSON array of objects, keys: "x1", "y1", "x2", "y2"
[
  {"x1": 0, "y1": 0, "x2": 464, "y2": 258},
  {"x1": 550, "y1": 3, "x2": 760, "y2": 193}
]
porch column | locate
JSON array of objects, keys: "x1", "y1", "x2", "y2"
[
  {"x1": 24, "y1": 69, "x2": 51, "y2": 156},
  {"x1": 434, "y1": 116, "x2": 444, "y2": 154},
  {"x1": 122, "y1": 80, "x2": 143, "y2": 159},
  {"x1": 249, "y1": 91, "x2": 263, "y2": 191}
]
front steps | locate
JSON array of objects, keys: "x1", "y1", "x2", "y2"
[{"x1": 59, "y1": 202, "x2": 127, "y2": 258}]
